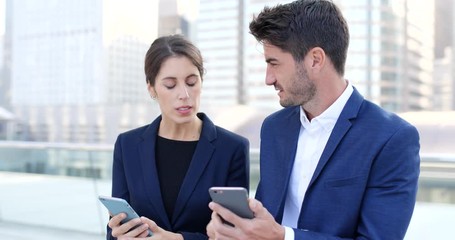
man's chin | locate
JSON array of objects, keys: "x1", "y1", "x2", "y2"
[
  {"x1": 279, "y1": 100, "x2": 291, "y2": 108},
  {"x1": 279, "y1": 99, "x2": 301, "y2": 108}
]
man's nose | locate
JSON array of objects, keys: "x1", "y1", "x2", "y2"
[{"x1": 265, "y1": 67, "x2": 276, "y2": 86}]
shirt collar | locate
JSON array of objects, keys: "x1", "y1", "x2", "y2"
[{"x1": 300, "y1": 81, "x2": 353, "y2": 132}]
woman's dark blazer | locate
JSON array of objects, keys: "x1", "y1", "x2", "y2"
[{"x1": 107, "y1": 112, "x2": 250, "y2": 240}]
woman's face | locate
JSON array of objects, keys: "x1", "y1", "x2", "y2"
[{"x1": 148, "y1": 56, "x2": 202, "y2": 125}]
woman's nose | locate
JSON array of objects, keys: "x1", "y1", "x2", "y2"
[{"x1": 179, "y1": 85, "x2": 190, "y2": 99}]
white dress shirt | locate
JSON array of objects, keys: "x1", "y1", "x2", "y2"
[{"x1": 282, "y1": 82, "x2": 353, "y2": 239}]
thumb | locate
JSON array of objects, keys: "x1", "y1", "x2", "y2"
[
  {"x1": 141, "y1": 217, "x2": 158, "y2": 231},
  {"x1": 248, "y1": 198, "x2": 265, "y2": 217}
]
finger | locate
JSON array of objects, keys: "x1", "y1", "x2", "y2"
[
  {"x1": 209, "y1": 202, "x2": 246, "y2": 228},
  {"x1": 137, "y1": 229, "x2": 151, "y2": 238},
  {"x1": 248, "y1": 198, "x2": 272, "y2": 219},
  {"x1": 112, "y1": 218, "x2": 142, "y2": 237},
  {"x1": 140, "y1": 217, "x2": 158, "y2": 230},
  {"x1": 126, "y1": 224, "x2": 149, "y2": 237},
  {"x1": 108, "y1": 213, "x2": 126, "y2": 228},
  {"x1": 248, "y1": 198, "x2": 263, "y2": 215},
  {"x1": 209, "y1": 206, "x2": 240, "y2": 239},
  {"x1": 206, "y1": 220, "x2": 215, "y2": 238}
]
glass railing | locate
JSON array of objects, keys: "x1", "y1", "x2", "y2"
[{"x1": 0, "y1": 141, "x2": 454, "y2": 238}]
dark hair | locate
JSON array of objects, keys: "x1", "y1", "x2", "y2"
[
  {"x1": 249, "y1": 0, "x2": 349, "y2": 76},
  {"x1": 144, "y1": 34, "x2": 204, "y2": 86}
]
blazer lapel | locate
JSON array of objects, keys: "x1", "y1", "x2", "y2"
[
  {"x1": 171, "y1": 113, "x2": 215, "y2": 224},
  {"x1": 267, "y1": 107, "x2": 301, "y2": 221},
  {"x1": 308, "y1": 89, "x2": 364, "y2": 187},
  {"x1": 139, "y1": 116, "x2": 172, "y2": 229}
]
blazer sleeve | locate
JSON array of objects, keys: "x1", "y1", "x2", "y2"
[
  {"x1": 179, "y1": 136, "x2": 250, "y2": 240},
  {"x1": 226, "y1": 136, "x2": 250, "y2": 190},
  {"x1": 107, "y1": 134, "x2": 130, "y2": 240},
  {"x1": 292, "y1": 124, "x2": 420, "y2": 240}
]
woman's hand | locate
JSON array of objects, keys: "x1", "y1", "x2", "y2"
[
  {"x1": 108, "y1": 213, "x2": 151, "y2": 238},
  {"x1": 116, "y1": 216, "x2": 183, "y2": 240}
]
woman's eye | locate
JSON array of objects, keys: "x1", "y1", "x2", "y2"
[
  {"x1": 164, "y1": 84, "x2": 175, "y2": 89},
  {"x1": 186, "y1": 77, "x2": 198, "y2": 87}
]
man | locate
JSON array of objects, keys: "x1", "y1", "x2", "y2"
[{"x1": 207, "y1": 0, "x2": 420, "y2": 239}]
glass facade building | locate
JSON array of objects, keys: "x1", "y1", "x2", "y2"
[{"x1": 339, "y1": 0, "x2": 434, "y2": 112}]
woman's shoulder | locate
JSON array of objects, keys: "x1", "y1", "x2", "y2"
[
  {"x1": 214, "y1": 125, "x2": 248, "y2": 143},
  {"x1": 116, "y1": 123, "x2": 156, "y2": 143},
  {"x1": 199, "y1": 112, "x2": 249, "y2": 145}
]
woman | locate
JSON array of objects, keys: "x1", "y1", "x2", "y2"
[{"x1": 106, "y1": 35, "x2": 250, "y2": 239}]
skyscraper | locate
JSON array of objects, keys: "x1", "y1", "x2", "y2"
[
  {"x1": 197, "y1": 0, "x2": 246, "y2": 108},
  {"x1": 8, "y1": 0, "x2": 156, "y2": 106},
  {"x1": 339, "y1": 0, "x2": 434, "y2": 112},
  {"x1": 158, "y1": 0, "x2": 199, "y2": 39},
  {"x1": 433, "y1": 48, "x2": 453, "y2": 110},
  {"x1": 196, "y1": 0, "x2": 291, "y2": 111},
  {"x1": 6, "y1": 0, "x2": 159, "y2": 142},
  {"x1": 0, "y1": 35, "x2": 9, "y2": 110},
  {"x1": 197, "y1": 0, "x2": 435, "y2": 113},
  {"x1": 434, "y1": 0, "x2": 453, "y2": 59}
]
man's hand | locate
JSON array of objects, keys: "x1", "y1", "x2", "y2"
[{"x1": 206, "y1": 198, "x2": 285, "y2": 240}]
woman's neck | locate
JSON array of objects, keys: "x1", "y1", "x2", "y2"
[{"x1": 158, "y1": 117, "x2": 202, "y2": 141}]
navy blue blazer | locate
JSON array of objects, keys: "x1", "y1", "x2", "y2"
[
  {"x1": 256, "y1": 89, "x2": 420, "y2": 239},
  {"x1": 108, "y1": 113, "x2": 249, "y2": 240}
]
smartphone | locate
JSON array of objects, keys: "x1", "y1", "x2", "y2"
[
  {"x1": 98, "y1": 195, "x2": 153, "y2": 237},
  {"x1": 208, "y1": 187, "x2": 254, "y2": 221}
]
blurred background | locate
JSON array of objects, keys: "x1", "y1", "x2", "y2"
[{"x1": 0, "y1": 0, "x2": 454, "y2": 239}]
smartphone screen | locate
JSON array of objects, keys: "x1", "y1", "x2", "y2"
[{"x1": 208, "y1": 187, "x2": 254, "y2": 219}]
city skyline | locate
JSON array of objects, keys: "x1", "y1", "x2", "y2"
[{"x1": 0, "y1": 0, "x2": 454, "y2": 143}]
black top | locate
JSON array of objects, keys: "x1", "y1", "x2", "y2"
[{"x1": 155, "y1": 135, "x2": 198, "y2": 219}]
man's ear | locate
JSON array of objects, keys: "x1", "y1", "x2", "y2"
[{"x1": 308, "y1": 47, "x2": 326, "y2": 70}]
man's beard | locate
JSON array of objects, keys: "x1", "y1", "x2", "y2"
[{"x1": 280, "y1": 64, "x2": 316, "y2": 107}]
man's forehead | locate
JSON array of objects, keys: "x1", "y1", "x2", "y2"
[{"x1": 262, "y1": 43, "x2": 288, "y2": 57}]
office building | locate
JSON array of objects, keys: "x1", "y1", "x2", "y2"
[
  {"x1": 6, "y1": 0, "x2": 158, "y2": 143},
  {"x1": 432, "y1": 0, "x2": 455, "y2": 110},
  {"x1": 339, "y1": 0, "x2": 434, "y2": 112},
  {"x1": 433, "y1": 48, "x2": 454, "y2": 110},
  {"x1": 158, "y1": 0, "x2": 199, "y2": 39},
  {"x1": 434, "y1": 0, "x2": 453, "y2": 59},
  {"x1": 243, "y1": 0, "x2": 293, "y2": 110},
  {"x1": 196, "y1": 0, "x2": 245, "y2": 108},
  {"x1": 197, "y1": 0, "x2": 436, "y2": 112},
  {"x1": 197, "y1": 0, "x2": 291, "y2": 111},
  {"x1": 0, "y1": 36, "x2": 8, "y2": 109}
]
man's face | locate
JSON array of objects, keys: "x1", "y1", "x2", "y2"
[{"x1": 263, "y1": 43, "x2": 316, "y2": 107}]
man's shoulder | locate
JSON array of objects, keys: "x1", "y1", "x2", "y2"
[
  {"x1": 360, "y1": 100, "x2": 414, "y2": 128},
  {"x1": 354, "y1": 101, "x2": 419, "y2": 142},
  {"x1": 264, "y1": 106, "x2": 299, "y2": 123}
]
